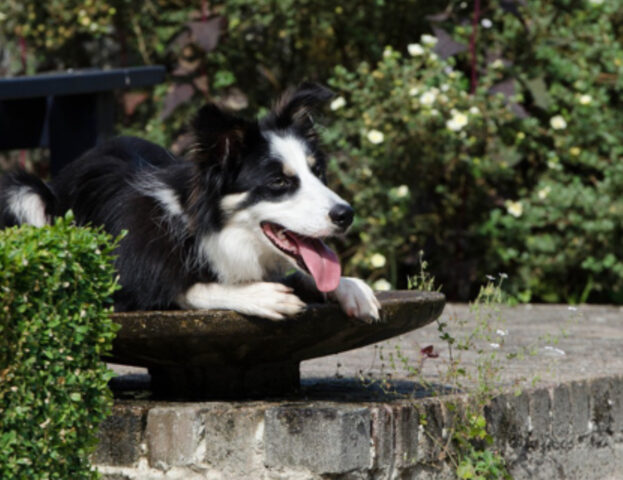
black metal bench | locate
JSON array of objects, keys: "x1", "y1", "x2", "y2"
[{"x1": 0, "y1": 66, "x2": 165, "y2": 175}]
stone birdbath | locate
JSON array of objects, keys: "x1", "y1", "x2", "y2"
[{"x1": 107, "y1": 290, "x2": 445, "y2": 399}]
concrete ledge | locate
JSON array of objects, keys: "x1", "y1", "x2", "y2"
[
  {"x1": 95, "y1": 375, "x2": 623, "y2": 480},
  {"x1": 99, "y1": 304, "x2": 623, "y2": 479}
]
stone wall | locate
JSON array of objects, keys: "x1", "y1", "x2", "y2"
[{"x1": 95, "y1": 374, "x2": 623, "y2": 480}]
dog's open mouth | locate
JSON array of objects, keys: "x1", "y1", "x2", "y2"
[{"x1": 261, "y1": 221, "x2": 341, "y2": 292}]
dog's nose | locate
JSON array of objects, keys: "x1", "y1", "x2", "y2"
[{"x1": 329, "y1": 204, "x2": 354, "y2": 229}]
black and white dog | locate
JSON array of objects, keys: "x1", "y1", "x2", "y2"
[{"x1": 0, "y1": 83, "x2": 380, "y2": 321}]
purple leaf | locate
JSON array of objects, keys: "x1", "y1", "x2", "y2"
[
  {"x1": 160, "y1": 83, "x2": 194, "y2": 120},
  {"x1": 186, "y1": 16, "x2": 226, "y2": 53},
  {"x1": 432, "y1": 27, "x2": 468, "y2": 59}
]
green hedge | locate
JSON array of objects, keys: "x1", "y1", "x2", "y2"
[{"x1": 0, "y1": 214, "x2": 120, "y2": 480}]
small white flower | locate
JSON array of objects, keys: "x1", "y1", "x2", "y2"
[
  {"x1": 429, "y1": 52, "x2": 439, "y2": 62},
  {"x1": 421, "y1": 34, "x2": 438, "y2": 46},
  {"x1": 446, "y1": 111, "x2": 469, "y2": 131},
  {"x1": 589, "y1": 0, "x2": 604, "y2": 4},
  {"x1": 370, "y1": 253, "x2": 387, "y2": 268},
  {"x1": 490, "y1": 343, "x2": 500, "y2": 349},
  {"x1": 408, "y1": 43, "x2": 425, "y2": 56},
  {"x1": 0, "y1": 12, "x2": 8, "y2": 21},
  {"x1": 578, "y1": 94, "x2": 592, "y2": 105},
  {"x1": 409, "y1": 86, "x2": 420, "y2": 96},
  {"x1": 499, "y1": 272, "x2": 508, "y2": 279},
  {"x1": 383, "y1": 47, "x2": 393, "y2": 58},
  {"x1": 430, "y1": 109, "x2": 439, "y2": 116},
  {"x1": 550, "y1": 115, "x2": 567, "y2": 130},
  {"x1": 440, "y1": 84, "x2": 450, "y2": 92},
  {"x1": 491, "y1": 59, "x2": 505, "y2": 69},
  {"x1": 537, "y1": 186, "x2": 551, "y2": 200},
  {"x1": 568, "y1": 306, "x2": 578, "y2": 311},
  {"x1": 481, "y1": 18, "x2": 493, "y2": 28},
  {"x1": 366, "y1": 129, "x2": 385, "y2": 144},
  {"x1": 543, "y1": 346, "x2": 566, "y2": 356},
  {"x1": 496, "y1": 329, "x2": 508, "y2": 337},
  {"x1": 443, "y1": 66, "x2": 454, "y2": 75},
  {"x1": 419, "y1": 91, "x2": 437, "y2": 106},
  {"x1": 469, "y1": 106, "x2": 480, "y2": 115},
  {"x1": 505, "y1": 200, "x2": 523, "y2": 218},
  {"x1": 330, "y1": 96, "x2": 346, "y2": 111},
  {"x1": 486, "y1": 274, "x2": 496, "y2": 281},
  {"x1": 395, "y1": 185, "x2": 409, "y2": 198},
  {"x1": 373, "y1": 279, "x2": 392, "y2": 291}
]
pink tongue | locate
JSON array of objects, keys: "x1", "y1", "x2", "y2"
[{"x1": 290, "y1": 235, "x2": 341, "y2": 292}]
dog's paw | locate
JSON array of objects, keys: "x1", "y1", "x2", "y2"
[
  {"x1": 331, "y1": 277, "x2": 381, "y2": 323},
  {"x1": 236, "y1": 282, "x2": 306, "y2": 320}
]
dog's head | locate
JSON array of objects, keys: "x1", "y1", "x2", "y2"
[{"x1": 189, "y1": 83, "x2": 352, "y2": 291}]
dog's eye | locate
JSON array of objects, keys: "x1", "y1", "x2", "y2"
[{"x1": 268, "y1": 177, "x2": 291, "y2": 190}]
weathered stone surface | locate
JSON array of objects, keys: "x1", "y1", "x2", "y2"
[
  {"x1": 200, "y1": 405, "x2": 265, "y2": 477},
  {"x1": 264, "y1": 405, "x2": 371, "y2": 474},
  {"x1": 369, "y1": 405, "x2": 394, "y2": 469},
  {"x1": 569, "y1": 380, "x2": 591, "y2": 438},
  {"x1": 393, "y1": 403, "x2": 420, "y2": 467},
  {"x1": 591, "y1": 377, "x2": 614, "y2": 434},
  {"x1": 528, "y1": 388, "x2": 550, "y2": 447},
  {"x1": 94, "y1": 404, "x2": 146, "y2": 466},
  {"x1": 145, "y1": 406, "x2": 201, "y2": 469},
  {"x1": 109, "y1": 291, "x2": 445, "y2": 366},
  {"x1": 551, "y1": 384, "x2": 572, "y2": 444}
]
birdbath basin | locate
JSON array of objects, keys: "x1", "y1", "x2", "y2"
[{"x1": 107, "y1": 290, "x2": 445, "y2": 399}]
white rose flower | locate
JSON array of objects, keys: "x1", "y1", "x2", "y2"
[
  {"x1": 537, "y1": 186, "x2": 551, "y2": 200},
  {"x1": 407, "y1": 43, "x2": 425, "y2": 56},
  {"x1": 366, "y1": 129, "x2": 385, "y2": 144},
  {"x1": 420, "y1": 91, "x2": 437, "y2": 106},
  {"x1": 394, "y1": 185, "x2": 409, "y2": 198},
  {"x1": 578, "y1": 94, "x2": 592, "y2": 105},
  {"x1": 505, "y1": 200, "x2": 523, "y2": 218},
  {"x1": 491, "y1": 59, "x2": 505, "y2": 69},
  {"x1": 370, "y1": 253, "x2": 387, "y2": 268},
  {"x1": 446, "y1": 111, "x2": 468, "y2": 131},
  {"x1": 330, "y1": 96, "x2": 346, "y2": 111},
  {"x1": 421, "y1": 34, "x2": 438, "y2": 46},
  {"x1": 373, "y1": 279, "x2": 392, "y2": 291},
  {"x1": 549, "y1": 115, "x2": 567, "y2": 130}
]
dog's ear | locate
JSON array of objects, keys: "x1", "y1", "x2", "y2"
[
  {"x1": 191, "y1": 103, "x2": 249, "y2": 172},
  {"x1": 268, "y1": 82, "x2": 334, "y2": 133}
]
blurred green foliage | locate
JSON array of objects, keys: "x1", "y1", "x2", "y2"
[
  {"x1": 0, "y1": 214, "x2": 120, "y2": 479},
  {"x1": 1, "y1": 0, "x2": 622, "y2": 302}
]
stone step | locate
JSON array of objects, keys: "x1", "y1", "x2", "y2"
[{"x1": 97, "y1": 304, "x2": 623, "y2": 479}]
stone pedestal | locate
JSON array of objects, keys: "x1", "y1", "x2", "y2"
[{"x1": 107, "y1": 290, "x2": 445, "y2": 399}]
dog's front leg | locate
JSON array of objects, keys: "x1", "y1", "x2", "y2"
[
  {"x1": 283, "y1": 272, "x2": 381, "y2": 323},
  {"x1": 329, "y1": 277, "x2": 381, "y2": 323},
  {"x1": 177, "y1": 282, "x2": 306, "y2": 320}
]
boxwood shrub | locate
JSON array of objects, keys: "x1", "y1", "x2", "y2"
[{"x1": 0, "y1": 214, "x2": 120, "y2": 480}]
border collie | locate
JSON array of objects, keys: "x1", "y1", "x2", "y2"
[{"x1": 0, "y1": 83, "x2": 380, "y2": 322}]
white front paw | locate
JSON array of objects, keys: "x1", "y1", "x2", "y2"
[
  {"x1": 238, "y1": 282, "x2": 306, "y2": 320},
  {"x1": 331, "y1": 277, "x2": 381, "y2": 323}
]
